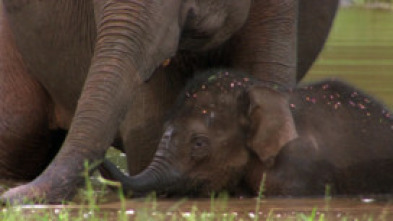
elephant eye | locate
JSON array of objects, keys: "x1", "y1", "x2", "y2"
[
  {"x1": 192, "y1": 136, "x2": 209, "y2": 148},
  {"x1": 190, "y1": 135, "x2": 210, "y2": 159}
]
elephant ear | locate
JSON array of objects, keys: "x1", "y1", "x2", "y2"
[{"x1": 246, "y1": 86, "x2": 298, "y2": 167}]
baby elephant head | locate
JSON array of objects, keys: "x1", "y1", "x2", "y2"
[{"x1": 118, "y1": 70, "x2": 298, "y2": 196}]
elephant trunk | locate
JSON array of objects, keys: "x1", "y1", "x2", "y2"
[
  {"x1": 103, "y1": 157, "x2": 181, "y2": 195},
  {"x1": 102, "y1": 126, "x2": 182, "y2": 195},
  {"x1": 32, "y1": 0, "x2": 182, "y2": 194}
]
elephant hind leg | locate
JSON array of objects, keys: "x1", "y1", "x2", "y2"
[
  {"x1": 0, "y1": 72, "x2": 54, "y2": 180},
  {"x1": 0, "y1": 14, "x2": 55, "y2": 180}
]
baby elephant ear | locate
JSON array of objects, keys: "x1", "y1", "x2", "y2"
[{"x1": 247, "y1": 86, "x2": 298, "y2": 166}]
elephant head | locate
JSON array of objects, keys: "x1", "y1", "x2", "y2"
[{"x1": 107, "y1": 70, "x2": 298, "y2": 196}]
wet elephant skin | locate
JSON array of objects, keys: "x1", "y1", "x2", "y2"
[
  {"x1": 0, "y1": 0, "x2": 338, "y2": 203},
  {"x1": 105, "y1": 69, "x2": 393, "y2": 197}
]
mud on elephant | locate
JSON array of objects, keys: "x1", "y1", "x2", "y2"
[
  {"x1": 0, "y1": 0, "x2": 338, "y2": 203},
  {"x1": 104, "y1": 69, "x2": 393, "y2": 197}
]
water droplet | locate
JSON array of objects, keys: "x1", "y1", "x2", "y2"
[
  {"x1": 358, "y1": 103, "x2": 366, "y2": 110},
  {"x1": 248, "y1": 212, "x2": 256, "y2": 218},
  {"x1": 361, "y1": 198, "x2": 375, "y2": 203},
  {"x1": 182, "y1": 212, "x2": 191, "y2": 217},
  {"x1": 230, "y1": 82, "x2": 235, "y2": 88},
  {"x1": 125, "y1": 210, "x2": 135, "y2": 215}
]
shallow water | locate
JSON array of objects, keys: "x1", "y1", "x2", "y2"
[
  {"x1": 3, "y1": 7, "x2": 393, "y2": 221},
  {"x1": 10, "y1": 197, "x2": 393, "y2": 220}
]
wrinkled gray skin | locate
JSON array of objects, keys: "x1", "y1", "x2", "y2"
[
  {"x1": 105, "y1": 70, "x2": 393, "y2": 197},
  {"x1": 0, "y1": 0, "x2": 338, "y2": 203}
]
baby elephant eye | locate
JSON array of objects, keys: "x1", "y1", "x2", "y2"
[
  {"x1": 195, "y1": 139, "x2": 207, "y2": 148},
  {"x1": 190, "y1": 136, "x2": 210, "y2": 159},
  {"x1": 192, "y1": 136, "x2": 209, "y2": 148}
]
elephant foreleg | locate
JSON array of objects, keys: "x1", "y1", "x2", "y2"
[{"x1": 230, "y1": 0, "x2": 298, "y2": 89}]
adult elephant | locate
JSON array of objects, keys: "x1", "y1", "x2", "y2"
[{"x1": 0, "y1": 0, "x2": 338, "y2": 203}]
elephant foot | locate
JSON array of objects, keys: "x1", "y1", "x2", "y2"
[{"x1": 0, "y1": 178, "x2": 80, "y2": 205}]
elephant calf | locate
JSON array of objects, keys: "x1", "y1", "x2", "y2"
[{"x1": 104, "y1": 69, "x2": 393, "y2": 197}]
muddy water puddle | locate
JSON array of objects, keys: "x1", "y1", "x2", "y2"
[{"x1": 9, "y1": 197, "x2": 393, "y2": 220}]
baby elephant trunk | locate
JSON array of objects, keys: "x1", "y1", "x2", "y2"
[
  {"x1": 101, "y1": 156, "x2": 180, "y2": 196},
  {"x1": 101, "y1": 125, "x2": 181, "y2": 195}
]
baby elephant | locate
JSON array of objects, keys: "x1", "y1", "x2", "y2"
[{"x1": 103, "y1": 69, "x2": 393, "y2": 197}]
